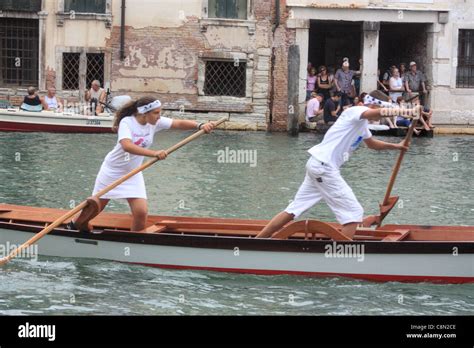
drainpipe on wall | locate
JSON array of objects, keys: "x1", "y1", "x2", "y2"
[
  {"x1": 268, "y1": 0, "x2": 280, "y2": 128},
  {"x1": 120, "y1": 0, "x2": 126, "y2": 60}
]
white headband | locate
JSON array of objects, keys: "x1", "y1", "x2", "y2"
[
  {"x1": 363, "y1": 95, "x2": 394, "y2": 108},
  {"x1": 137, "y1": 100, "x2": 161, "y2": 114}
]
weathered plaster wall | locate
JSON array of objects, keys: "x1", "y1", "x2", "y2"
[
  {"x1": 107, "y1": 0, "x2": 274, "y2": 129},
  {"x1": 44, "y1": 0, "x2": 112, "y2": 90}
]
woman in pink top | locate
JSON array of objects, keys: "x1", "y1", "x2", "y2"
[{"x1": 306, "y1": 67, "x2": 317, "y2": 101}]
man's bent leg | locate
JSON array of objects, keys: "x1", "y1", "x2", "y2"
[
  {"x1": 257, "y1": 211, "x2": 294, "y2": 238},
  {"x1": 258, "y1": 161, "x2": 324, "y2": 239},
  {"x1": 318, "y1": 170, "x2": 363, "y2": 240}
]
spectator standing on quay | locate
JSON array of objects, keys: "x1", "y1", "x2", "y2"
[
  {"x1": 405, "y1": 61, "x2": 428, "y2": 105},
  {"x1": 399, "y1": 63, "x2": 407, "y2": 81},
  {"x1": 382, "y1": 65, "x2": 396, "y2": 90},
  {"x1": 306, "y1": 67, "x2": 318, "y2": 101},
  {"x1": 377, "y1": 69, "x2": 389, "y2": 93},
  {"x1": 389, "y1": 68, "x2": 404, "y2": 103},
  {"x1": 354, "y1": 58, "x2": 363, "y2": 96},
  {"x1": 316, "y1": 65, "x2": 333, "y2": 101},
  {"x1": 306, "y1": 92, "x2": 324, "y2": 123},
  {"x1": 323, "y1": 91, "x2": 341, "y2": 125},
  {"x1": 335, "y1": 60, "x2": 360, "y2": 106}
]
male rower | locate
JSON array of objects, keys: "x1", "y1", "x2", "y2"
[{"x1": 257, "y1": 90, "x2": 421, "y2": 240}]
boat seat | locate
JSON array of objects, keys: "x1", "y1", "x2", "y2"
[
  {"x1": 381, "y1": 229, "x2": 410, "y2": 241},
  {"x1": 272, "y1": 220, "x2": 352, "y2": 241}
]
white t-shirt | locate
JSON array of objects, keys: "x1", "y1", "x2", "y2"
[
  {"x1": 308, "y1": 106, "x2": 372, "y2": 169},
  {"x1": 44, "y1": 96, "x2": 59, "y2": 109},
  {"x1": 389, "y1": 77, "x2": 403, "y2": 102},
  {"x1": 306, "y1": 98, "x2": 320, "y2": 122},
  {"x1": 102, "y1": 116, "x2": 173, "y2": 175}
]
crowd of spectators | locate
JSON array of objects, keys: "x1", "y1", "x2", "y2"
[{"x1": 306, "y1": 58, "x2": 432, "y2": 131}]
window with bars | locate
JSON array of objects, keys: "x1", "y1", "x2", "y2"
[
  {"x1": 204, "y1": 60, "x2": 246, "y2": 97},
  {"x1": 208, "y1": 0, "x2": 247, "y2": 19},
  {"x1": 457, "y1": 29, "x2": 474, "y2": 88},
  {"x1": 0, "y1": 18, "x2": 39, "y2": 86},
  {"x1": 62, "y1": 52, "x2": 105, "y2": 90},
  {"x1": 63, "y1": 53, "x2": 80, "y2": 90},
  {"x1": 64, "y1": 0, "x2": 106, "y2": 14},
  {"x1": 86, "y1": 53, "x2": 105, "y2": 88}
]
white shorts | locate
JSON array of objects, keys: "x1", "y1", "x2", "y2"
[
  {"x1": 92, "y1": 164, "x2": 147, "y2": 200},
  {"x1": 285, "y1": 157, "x2": 363, "y2": 225}
]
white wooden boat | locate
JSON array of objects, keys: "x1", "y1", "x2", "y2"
[
  {"x1": 0, "y1": 108, "x2": 114, "y2": 133},
  {"x1": 0, "y1": 204, "x2": 472, "y2": 283}
]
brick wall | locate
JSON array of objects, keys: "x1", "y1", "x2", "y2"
[
  {"x1": 45, "y1": 67, "x2": 56, "y2": 90},
  {"x1": 269, "y1": 0, "x2": 295, "y2": 132}
]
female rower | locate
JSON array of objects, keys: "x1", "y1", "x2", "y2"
[{"x1": 69, "y1": 96, "x2": 214, "y2": 232}]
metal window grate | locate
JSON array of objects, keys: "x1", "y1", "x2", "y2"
[
  {"x1": 0, "y1": 18, "x2": 39, "y2": 86},
  {"x1": 204, "y1": 60, "x2": 246, "y2": 97},
  {"x1": 457, "y1": 29, "x2": 474, "y2": 88},
  {"x1": 63, "y1": 53, "x2": 80, "y2": 90},
  {"x1": 62, "y1": 53, "x2": 105, "y2": 90},
  {"x1": 86, "y1": 53, "x2": 105, "y2": 88}
]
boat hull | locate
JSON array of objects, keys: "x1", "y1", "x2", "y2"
[
  {"x1": 1, "y1": 226, "x2": 472, "y2": 283},
  {"x1": 0, "y1": 109, "x2": 114, "y2": 133}
]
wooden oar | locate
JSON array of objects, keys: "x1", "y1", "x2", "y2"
[
  {"x1": 0, "y1": 117, "x2": 228, "y2": 266},
  {"x1": 377, "y1": 109, "x2": 420, "y2": 227}
]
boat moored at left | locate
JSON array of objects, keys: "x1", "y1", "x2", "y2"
[{"x1": 0, "y1": 108, "x2": 114, "y2": 133}]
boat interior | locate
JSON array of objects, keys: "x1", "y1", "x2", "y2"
[{"x1": 1, "y1": 204, "x2": 473, "y2": 242}]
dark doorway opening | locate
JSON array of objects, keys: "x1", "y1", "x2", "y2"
[
  {"x1": 378, "y1": 23, "x2": 428, "y2": 75},
  {"x1": 308, "y1": 21, "x2": 362, "y2": 75}
]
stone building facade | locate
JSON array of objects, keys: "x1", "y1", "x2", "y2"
[
  {"x1": 286, "y1": 0, "x2": 474, "y2": 129},
  {"x1": 0, "y1": 0, "x2": 473, "y2": 131}
]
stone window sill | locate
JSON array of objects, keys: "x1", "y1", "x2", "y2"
[
  {"x1": 450, "y1": 87, "x2": 474, "y2": 95},
  {"x1": 56, "y1": 12, "x2": 112, "y2": 28},
  {"x1": 198, "y1": 95, "x2": 251, "y2": 102},
  {"x1": 199, "y1": 18, "x2": 256, "y2": 35}
]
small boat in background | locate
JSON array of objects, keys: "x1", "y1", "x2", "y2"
[
  {"x1": 368, "y1": 125, "x2": 434, "y2": 138},
  {"x1": 303, "y1": 122, "x2": 434, "y2": 138},
  {"x1": 0, "y1": 107, "x2": 114, "y2": 133},
  {"x1": 0, "y1": 203, "x2": 472, "y2": 283}
]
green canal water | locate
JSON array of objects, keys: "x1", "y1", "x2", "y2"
[{"x1": 0, "y1": 130, "x2": 473, "y2": 315}]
